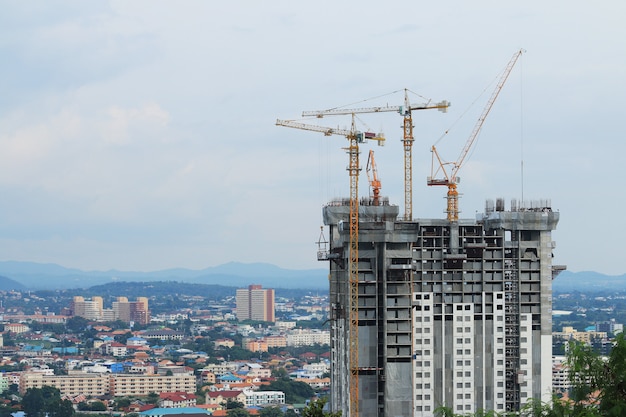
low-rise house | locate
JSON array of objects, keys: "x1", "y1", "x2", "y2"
[
  {"x1": 243, "y1": 390, "x2": 285, "y2": 407},
  {"x1": 5, "y1": 323, "x2": 29, "y2": 334},
  {"x1": 159, "y1": 392, "x2": 197, "y2": 408},
  {"x1": 205, "y1": 390, "x2": 247, "y2": 408},
  {"x1": 213, "y1": 339, "x2": 235, "y2": 349},
  {"x1": 199, "y1": 370, "x2": 216, "y2": 385},
  {"x1": 106, "y1": 342, "x2": 128, "y2": 357},
  {"x1": 141, "y1": 329, "x2": 184, "y2": 341}
]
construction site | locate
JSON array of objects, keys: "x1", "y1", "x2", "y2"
[{"x1": 277, "y1": 50, "x2": 565, "y2": 417}]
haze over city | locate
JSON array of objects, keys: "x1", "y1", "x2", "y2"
[{"x1": 1, "y1": 1, "x2": 625, "y2": 275}]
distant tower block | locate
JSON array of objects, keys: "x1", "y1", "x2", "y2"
[
  {"x1": 323, "y1": 198, "x2": 562, "y2": 416},
  {"x1": 236, "y1": 284, "x2": 276, "y2": 322}
]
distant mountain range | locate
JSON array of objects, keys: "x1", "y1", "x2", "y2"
[
  {"x1": 0, "y1": 261, "x2": 329, "y2": 291},
  {"x1": 0, "y1": 260, "x2": 624, "y2": 292},
  {"x1": 552, "y1": 270, "x2": 626, "y2": 292}
]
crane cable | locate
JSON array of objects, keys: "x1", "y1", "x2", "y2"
[
  {"x1": 433, "y1": 63, "x2": 509, "y2": 150},
  {"x1": 519, "y1": 52, "x2": 525, "y2": 203}
]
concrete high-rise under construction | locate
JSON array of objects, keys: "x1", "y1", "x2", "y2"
[{"x1": 322, "y1": 197, "x2": 563, "y2": 417}]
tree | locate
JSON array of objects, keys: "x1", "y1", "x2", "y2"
[
  {"x1": 564, "y1": 332, "x2": 626, "y2": 416},
  {"x1": 114, "y1": 397, "x2": 131, "y2": 410},
  {"x1": 22, "y1": 388, "x2": 45, "y2": 417},
  {"x1": 89, "y1": 401, "x2": 107, "y2": 412},
  {"x1": 259, "y1": 406, "x2": 284, "y2": 417},
  {"x1": 225, "y1": 399, "x2": 245, "y2": 409},
  {"x1": 146, "y1": 392, "x2": 160, "y2": 404},
  {"x1": 226, "y1": 408, "x2": 250, "y2": 417},
  {"x1": 259, "y1": 379, "x2": 314, "y2": 404},
  {"x1": 66, "y1": 316, "x2": 90, "y2": 333},
  {"x1": 301, "y1": 398, "x2": 341, "y2": 417},
  {"x1": 57, "y1": 399, "x2": 76, "y2": 417},
  {"x1": 22, "y1": 386, "x2": 74, "y2": 417}
]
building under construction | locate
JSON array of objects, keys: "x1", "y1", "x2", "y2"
[{"x1": 322, "y1": 196, "x2": 562, "y2": 416}]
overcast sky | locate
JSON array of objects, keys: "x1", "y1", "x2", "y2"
[{"x1": 1, "y1": 1, "x2": 624, "y2": 275}]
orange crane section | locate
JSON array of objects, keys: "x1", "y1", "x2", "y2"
[
  {"x1": 366, "y1": 150, "x2": 382, "y2": 206},
  {"x1": 428, "y1": 49, "x2": 524, "y2": 222}
]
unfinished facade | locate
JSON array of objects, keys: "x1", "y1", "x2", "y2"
[{"x1": 323, "y1": 197, "x2": 561, "y2": 417}]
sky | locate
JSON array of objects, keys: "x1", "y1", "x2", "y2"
[{"x1": 0, "y1": 1, "x2": 625, "y2": 275}]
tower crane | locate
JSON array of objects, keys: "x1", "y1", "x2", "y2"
[
  {"x1": 428, "y1": 49, "x2": 524, "y2": 222},
  {"x1": 302, "y1": 89, "x2": 449, "y2": 221},
  {"x1": 276, "y1": 116, "x2": 385, "y2": 417},
  {"x1": 366, "y1": 150, "x2": 382, "y2": 206}
]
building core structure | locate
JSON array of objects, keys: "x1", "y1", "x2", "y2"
[{"x1": 323, "y1": 197, "x2": 562, "y2": 417}]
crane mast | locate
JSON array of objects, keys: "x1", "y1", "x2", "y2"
[
  {"x1": 428, "y1": 49, "x2": 524, "y2": 222},
  {"x1": 276, "y1": 116, "x2": 385, "y2": 417},
  {"x1": 303, "y1": 90, "x2": 449, "y2": 221}
]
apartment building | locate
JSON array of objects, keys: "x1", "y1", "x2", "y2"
[{"x1": 236, "y1": 285, "x2": 275, "y2": 322}]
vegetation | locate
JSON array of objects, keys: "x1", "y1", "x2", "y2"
[
  {"x1": 22, "y1": 386, "x2": 74, "y2": 417},
  {"x1": 259, "y1": 378, "x2": 315, "y2": 404},
  {"x1": 301, "y1": 398, "x2": 341, "y2": 417}
]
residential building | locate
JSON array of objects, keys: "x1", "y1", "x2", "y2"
[
  {"x1": 596, "y1": 319, "x2": 624, "y2": 335},
  {"x1": 323, "y1": 198, "x2": 563, "y2": 416},
  {"x1": 109, "y1": 374, "x2": 196, "y2": 397},
  {"x1": 159, "y1": 392, "x2": 197, "y2": 408},
  {"x1": 71, "y1": 296, "x2": 103, "y2": 320},
  {"x1": 286, "y1": 329, "x2": 330, "y2": 347},
  {"x1": 553, "y1": 326, "x2": 607, "y2": 344},
  {"x1": 236, "y1": 285, "x2": 275, "y2": 322},
  {"x1": 243, "y1": 339, "x2": 268, "y2": 352},
  {"x1": 4, "y1": 323, "x2": 29, "y2": 334},
  {"x1": 69, "y1": 296, "x2": 149, "y2": 324},
  {"x1": 19, "y1": 371, "x2": 196, "y2": 397},
  {"x1": 214, "y1": 338, "x2": 235, "y2": 349},
  {"x1": 205, "y1": 390, "x2": 247, "y2": 408},
  {"x1": 19, "y1": 372, "x2": 110, "y2": 397},
  {"x1": 244, "y1": 390, "x2": 285, "y2": 407},
  {"x1": 264, "y1": 335, "x2": 287, "y2": 348},
  {"x1": 0, "y1": 374, "x2": 9, "y2": 393}
]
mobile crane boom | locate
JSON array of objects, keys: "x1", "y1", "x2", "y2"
[
  {"x1": 428, "y1": 49, "x2": 524, "y2": 222},
  {"x1": 366, "y1": 150, "x2": 382, "y2": 206}
]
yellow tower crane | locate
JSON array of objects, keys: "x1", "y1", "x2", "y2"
[
  {"x1": 302, "y1": 89, "x2": 449, "y2": 221},
  {"x1": 276, "y1": 116, "x2": 385, "y2": 417},
  {"x1": 428, "y1": 49, "x2": 524, "y2": 222}
]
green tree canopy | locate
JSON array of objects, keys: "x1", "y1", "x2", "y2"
[
  {"x1": 259, "y1": 379, "x2": 314, "y2": 404},
  {"x1": 226, "y1": 408, "x2": 250, "y2": 417},
  {"x1": 301, "y1": 398, "x2": 341, "y2": 417},
  {"x1": 259, "y1": 406, "x2": 284, "y2": 417},
  {"x1": 22, "y1": 387, "x2": 74, "y2": 417}
]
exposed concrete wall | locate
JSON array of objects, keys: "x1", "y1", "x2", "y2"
[{"x1": 324, "y1": 199, "x2": 560, "y2": 417}]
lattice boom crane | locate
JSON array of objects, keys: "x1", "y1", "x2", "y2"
[
  {"x1": 303, "y1": 89, "x2": 449, "y2": 221},
  {"x1": 276, "y1": 116, "x2": 385, "y2": 417},
  {"x1": 428, "y1": 49, "x2": 524, "y2": 222}
]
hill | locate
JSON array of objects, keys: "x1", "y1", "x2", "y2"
[
  {"x1": 553, "y1": 270, "x2": 626, "y2": 292},
  {"x1": 2, "y1": 260, "x2": 624, "y2": 293},
  {"x1": 0, "y1": 261, "x2": 328, "y2": 291},
  {"x1": 0, "y1": 275, "x2": 27, "y2": 291}
]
